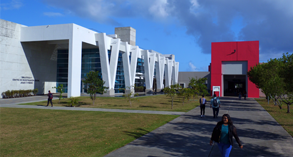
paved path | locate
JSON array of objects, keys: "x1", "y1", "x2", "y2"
[
  {"x1": 105, "y1": 97, "x2": 293, "y2": 157},
  {"x1": 0, "y1": 96, "x2": 184, "y2": 115}
]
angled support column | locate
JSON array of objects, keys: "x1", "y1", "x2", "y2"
[
  {"x1": 122, "y1": 42, "x2": 134, "y2": 94},
  {"x1": 143, "y1": 50, "x2": 155, "y2": 93},
  {"x1": 174, "y1": 62, "x2": 179, "y2": 84},
  {"x1": 130, "y1": 46, "x2": 139, "y2": 86},
  {"x1": 165, "y1": 59, "x2": 173, "y2": 87},
  {"x1": 156, "y1": 54, "x2": 165, "y2": 92},
  {"x1": 109, "y1": 38, "x2": 121, "y2": 92},
  {"x1": 67, "y1": 38, "x2": 82, "y2": 98},
  {"x1": 96, "y1": 33, "x2": 113, "y2": 95}
]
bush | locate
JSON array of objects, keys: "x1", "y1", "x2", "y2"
[
  {"x1": 68, "y1": 97, "x2": 79, "y2": 107},
  {"x1": 33, "y1": 89, "x2": 38, "y2": 95},
  {"x1": 2, "y1": 89, "x2": 38, "y2": 98}
]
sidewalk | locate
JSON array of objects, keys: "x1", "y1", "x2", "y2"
[
  {"x1": 0, "y1": 96, "x2": 184, "y2": 116},
  {"x1": 105, "y1": 97, "x2": 293, "y2": 157}
]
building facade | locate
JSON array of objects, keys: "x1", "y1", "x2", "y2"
[
  {"x1": 178, "y1": 72, "x2": 211, "y2": 93},
  {"x1": 0, "y1": 19, "x2": 179, "y2": 98},
  {"x1": 210, "y1": 41, "x2": 259, "y2": 98}
]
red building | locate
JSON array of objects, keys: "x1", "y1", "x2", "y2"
[{"x1": 210, "y1": 41, "x2": 259, "y2": 98}]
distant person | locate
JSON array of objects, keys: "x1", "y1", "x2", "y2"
[
  {"x1": 243, "y1": 91, "x2": 247, "y2": 100},
  {"x1": 199, "y1": 95, "x2": 206, "y2": 118},
  {"x1": 238, "y1": 91, "x2": 242, "y2": 100},
  {"x1": 210, "y1": 114, "x2": 243, "y2": 157},
  {"x1": 210, "y1": 95, "x2": 220, "y2": 118},
  {"x1": 46, "y1": 90, "x2": 53, "y2": 107}
]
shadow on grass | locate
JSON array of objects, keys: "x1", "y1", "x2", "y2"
[
  {"x1": 139, "y1": 105, "x2": 158, "y2": 108},
  {"x1": 124, "y1": 128, "x2": 150, "y2": 139}
]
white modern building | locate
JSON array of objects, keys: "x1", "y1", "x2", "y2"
[{"x1": 0, "y1": 19, "x2": 179, "y2": 98}]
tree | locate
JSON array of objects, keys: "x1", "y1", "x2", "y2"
[
  {"x1": 188, "y1": 78, "x2": 199, "y2": 101},
  {"x1": 277, "y1": 52, "x2": 293, "y2": 113},
  {"x1": 188, "y1": 77, "x2": 209, "y2": 100},
  {"x1": 82, "y1": 71, "x2": 108, "y2": 105},
  {"x1": 122, "y1": 86, "x2": 138, "y2": 106},
  {"x1": 248, "y1": 52, "x2": 293, "y2": 113},
  {"x1": 53, "y1": 84, "x2": 64, "y2": 103},
  {"x1": 177, "y1": 87, "x2": 192, "y2": 106},
  {"x1": 164, "y1": 84, "x2": 179, "y2": 109}
]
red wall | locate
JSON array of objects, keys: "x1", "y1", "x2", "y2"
[{"x1": 210, "y1": 41, "x2": 259, "y2": 98}]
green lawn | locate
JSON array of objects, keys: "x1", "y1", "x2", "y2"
[
  {"x1": 255, "y1": 98, "x2": 293, "y2": 137},
  {"x1": 0, "y1": 108, "x2": 178, "y2": 157},
  {"x1": 20, "y1": 95, "x2": 212, "y2": 112}
]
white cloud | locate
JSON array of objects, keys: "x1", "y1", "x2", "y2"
[
  {"x1": 44, "y1": 12, "x2": 63, "y2": 17},
  {"x1": 41, "y1": 0, "x2": 293, "y2": 59},
  {"x1": 149, "y1": 0, "x2": 168, "y2": 18},
  {"x1": 0, "y1": 0, "x2": 22, "y2": 10},
  {"x1": 43, "y1": 0, "x2": 170, "y2": 25},
  {"x1": 189, "y1": 62, "x2": 197, "y2": 71}
]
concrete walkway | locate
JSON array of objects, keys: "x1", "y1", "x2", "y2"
[
  {"x1": 105, "y1": 97, "x2": 293, "y2": 157},
  {"x1": 0, "y1": 96, "x2": 184, "y2": 115}
]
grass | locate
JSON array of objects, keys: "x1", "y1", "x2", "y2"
[
  {"x1": 20, "y1": 95, "x2": 212, "y2": 112},
  {"x1": 0, "y1": 108, "x2": 178, "y2": 157},
  {"x1": 255, "y1": 98, "x2": 293, "y2": 137}
]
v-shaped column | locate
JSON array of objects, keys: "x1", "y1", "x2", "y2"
[
  {"x1": 173, "y1": 62, "x2": 179, "y2": 84},
  {"x1": 165, "y1": 59, "x2": 173, "y2": 87},
  {"x1": 156, "y1": 54, "x2": 165, "y2": 91},
  {"x1": 122, "y1": 43, "x2": 138, "y2": 93},
  {"x1": 96, "y1": 33, "x2": 120, "y2": 95},
  {"x1": 143, "y1": 50, "x2": 156, "y2": 92}
]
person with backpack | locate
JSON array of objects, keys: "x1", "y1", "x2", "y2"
[
  {"x1": 210, "y1": 114, "x2": 243, "y2": 157},
  {"x1": 210, "y1": 94, "x2": 220, "y2": 118},
  {"x1": 46, "y1": 90, "x2": 53, "y2": 107},
  {"x1": 199, "y1": 95, "x2": 206, "y2": 118}
]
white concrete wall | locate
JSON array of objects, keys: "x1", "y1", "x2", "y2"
[{"x1": 0, "y1": 20, "x2": 32, "y2": 98}]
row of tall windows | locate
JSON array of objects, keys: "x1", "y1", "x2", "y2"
[
  {"x1": 114, "y1": 52, "x2": 125, "y2": 93},
  {"x1": 56, "y1": 48, "x2": 126, "y2": 93},
  {"x1": 135, "y1": 58, "x2": 145, "y2": 87}
]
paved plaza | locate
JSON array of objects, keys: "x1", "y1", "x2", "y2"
[
  {"x1": 1, "y1": 96, "x2": 293, "y2": 156},
  {"x1": 105, "y1": 97, "x2": 293, "y2": 157}
]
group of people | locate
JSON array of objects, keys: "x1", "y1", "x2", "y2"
[
  {"x1": 200, "y1": 95, "x2": 243, "y2": 157},
  {"x1": 199, "y1": 94, "x2": 220, "y2": 118}
]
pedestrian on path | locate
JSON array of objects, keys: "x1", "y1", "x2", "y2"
[
  {"x1": 199, "y1": 95, "x2": 206, "y2": 118},
  {"x1": 46, "y1": 90, "x2": 53, "y2": 107},
  {"x1": 238, "y1": 91, "x2": 242, "y2": 100},
  {"x1": 210, "y1": 114, "x2": 243, "y2": 157},
  {"x1": 210, "y1": 95, "x2": 220, "y2": 118}
]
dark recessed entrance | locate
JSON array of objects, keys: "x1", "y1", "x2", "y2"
[{"x1": 224, "y1": 75, "x2": 246, "y2": 96}]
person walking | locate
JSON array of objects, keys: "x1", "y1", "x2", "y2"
[
  {"x1": 210, "y1": 95, "x2": 220, "y2": 118},
  {"x1": 243, "y1": 91, "x2": 247, "y2": 100},
  {"x1": 210, "y1": 114, "x2": 243, "y2": 157},
  {"x1": 199, "y1": 95, "x2": 206, "y2": 118},
  {"x1": 238, "y1": 91, "x2": 242, "y2": 100},
  {"x1": 46, "y1": 90, "x2": 53, "y2": 107}
]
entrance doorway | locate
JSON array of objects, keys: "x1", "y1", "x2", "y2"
[{"x1": 223, "y1": 75, "x2": 246, "y2": 96}]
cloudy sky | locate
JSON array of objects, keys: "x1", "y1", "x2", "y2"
[{"x1": 1, "y1": 0, "x2": 292, "y2": 71}]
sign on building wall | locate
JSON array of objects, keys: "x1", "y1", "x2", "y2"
[{"x1": 12, "y1": 76, "x2": 39, "y2": 84}]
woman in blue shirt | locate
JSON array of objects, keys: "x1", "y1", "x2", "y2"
[{"x1": 210, "y1": 114, "x2": 243, "y2": 157}]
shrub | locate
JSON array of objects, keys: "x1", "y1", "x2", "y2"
[
  {"x1": 33, "y1": 89, "x2": 38, "y2": 95},
  {"x1": 68, "y1": 97, "x2": 79, "y2": 107}
]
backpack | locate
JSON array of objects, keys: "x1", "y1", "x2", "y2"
[
  {"x1": 213, "y1": 98, "x2": 219, "y2": 108},
  {"x1": 49, "y1": 93, "x2": 53, "y2": 99},
  {"x1": 200, "y1": 98, "x2": 206, "y2": 105}
]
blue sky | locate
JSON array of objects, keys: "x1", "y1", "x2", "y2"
[{"x1": 1, "y1": 0, "x2": 292, "y2": 71}]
